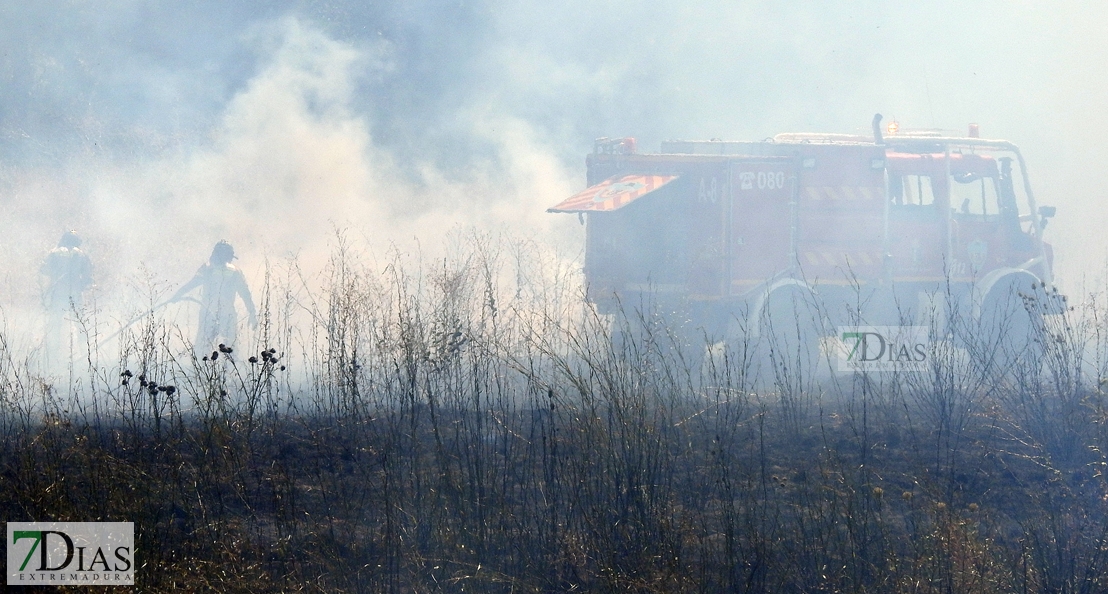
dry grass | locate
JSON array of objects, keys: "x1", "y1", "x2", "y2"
[{"x1": 3, "y1": 237, "x2": 1108, "y2": 592}]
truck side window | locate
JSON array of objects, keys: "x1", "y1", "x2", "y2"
[
  {"x1": 889, "y1": 174, "x2": 936, "y2": 207},
  {"x1": 951, "y1": 174, "x2": 1000, "y2": 218}
]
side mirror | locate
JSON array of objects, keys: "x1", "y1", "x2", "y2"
[{"x1": 1038, "y1": 205, "x2": 1056, "y2": 231}]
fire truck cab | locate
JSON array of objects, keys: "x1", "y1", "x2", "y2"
[{"x1": 549, "y1": 116, "x2": 1063, "y2": 357}]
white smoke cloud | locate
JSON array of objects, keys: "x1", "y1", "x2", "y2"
[
  {"x1": 4, "y1": 1, "x2": 1108, "y2": 365},
  {"x1": 0, "y1": 15, "x2": 581, "y2": 363}
]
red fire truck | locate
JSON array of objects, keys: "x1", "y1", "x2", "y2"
[{"x1": 549, "y1": 115, "x2": 1063, "y2": 361}]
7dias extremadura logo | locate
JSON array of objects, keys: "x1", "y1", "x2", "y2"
[
  {"x1": 7, "y1": 522, "x2": 133, "y2": 586},
  {"x1": 835, "y1": 326, "x2": 930, "y2": 372}
]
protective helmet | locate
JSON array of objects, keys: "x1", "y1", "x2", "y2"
[
  {"x1": 58, "y1": 231, "x2": 81, "y2": 248},
  {"x1": 210, "y1": 240, "x2": 236, "y2": 264}
]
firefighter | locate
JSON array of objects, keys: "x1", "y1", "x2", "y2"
[
  {"x1": 40, "y1": 230, "x2": 94, "y2": 365},
  {"x1": 169, "y1": 240, "x2": 258, "y2": 355}
]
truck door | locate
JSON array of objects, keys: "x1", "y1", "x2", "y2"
[
  {"x1": 949, "y1": 155, "x2": 1037, "y2": 279},
  {"x1": 793, "y1": 145, "x2": 886, "y2": 285},
  {"x1": 683, "y1": 163, "x2": 729, "y2": 299},
  {"x1": 886, "y1": 153, "x2": 950, "y2": 282},
  {"x1": 729, "y1": 158, "x2": 797, "y2": 294}
]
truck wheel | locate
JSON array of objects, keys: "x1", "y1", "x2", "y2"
[
  {"x1": 755, "y1": 287, "x2": 828, "y2": 382},
  {"x1": 973, "y1": 275, "x2": 1044, "y2": 376}
]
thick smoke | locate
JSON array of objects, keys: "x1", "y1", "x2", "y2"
[
  {"x1": 0, "y1": 10, "x2": 579, "y2": 355},
  {"x1": 1, "y1": 1, "x2": 1106, "y2": 356}
]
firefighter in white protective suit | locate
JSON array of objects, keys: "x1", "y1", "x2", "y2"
[
  {"x1": 169, "y1": 240, "x2": 257, "y2": 355},
  {"x1": 40, "y1": 230, "x2": 93, "y2": 364}
]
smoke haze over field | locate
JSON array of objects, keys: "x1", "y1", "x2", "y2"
[{"x1": 2, "y1": 1, "x2": 1107, "y2": 350}]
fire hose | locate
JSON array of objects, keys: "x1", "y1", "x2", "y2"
[{"x1": 96, "y1": 296, "x2": 200, "y2": 349}]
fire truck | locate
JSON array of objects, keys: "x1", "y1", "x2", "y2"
[{"x1": 549, "y1": 115, "x2": 1063, "y2": 362}]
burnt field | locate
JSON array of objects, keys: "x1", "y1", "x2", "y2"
[{"x1": 3, "y1": 244, "x2": 1108, "y2": 593}]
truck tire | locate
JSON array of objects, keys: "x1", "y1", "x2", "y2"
[
  {"x1": 972, "y1": 274, "x2": 1044, "y2": 376},
  {"x1": 754, "y1": 286, "x2": 828, "y2": 383}
]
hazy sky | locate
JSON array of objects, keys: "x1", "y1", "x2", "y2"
[{"x1": 1, "y1": 1, "x2": 1106, "y2": 315}]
